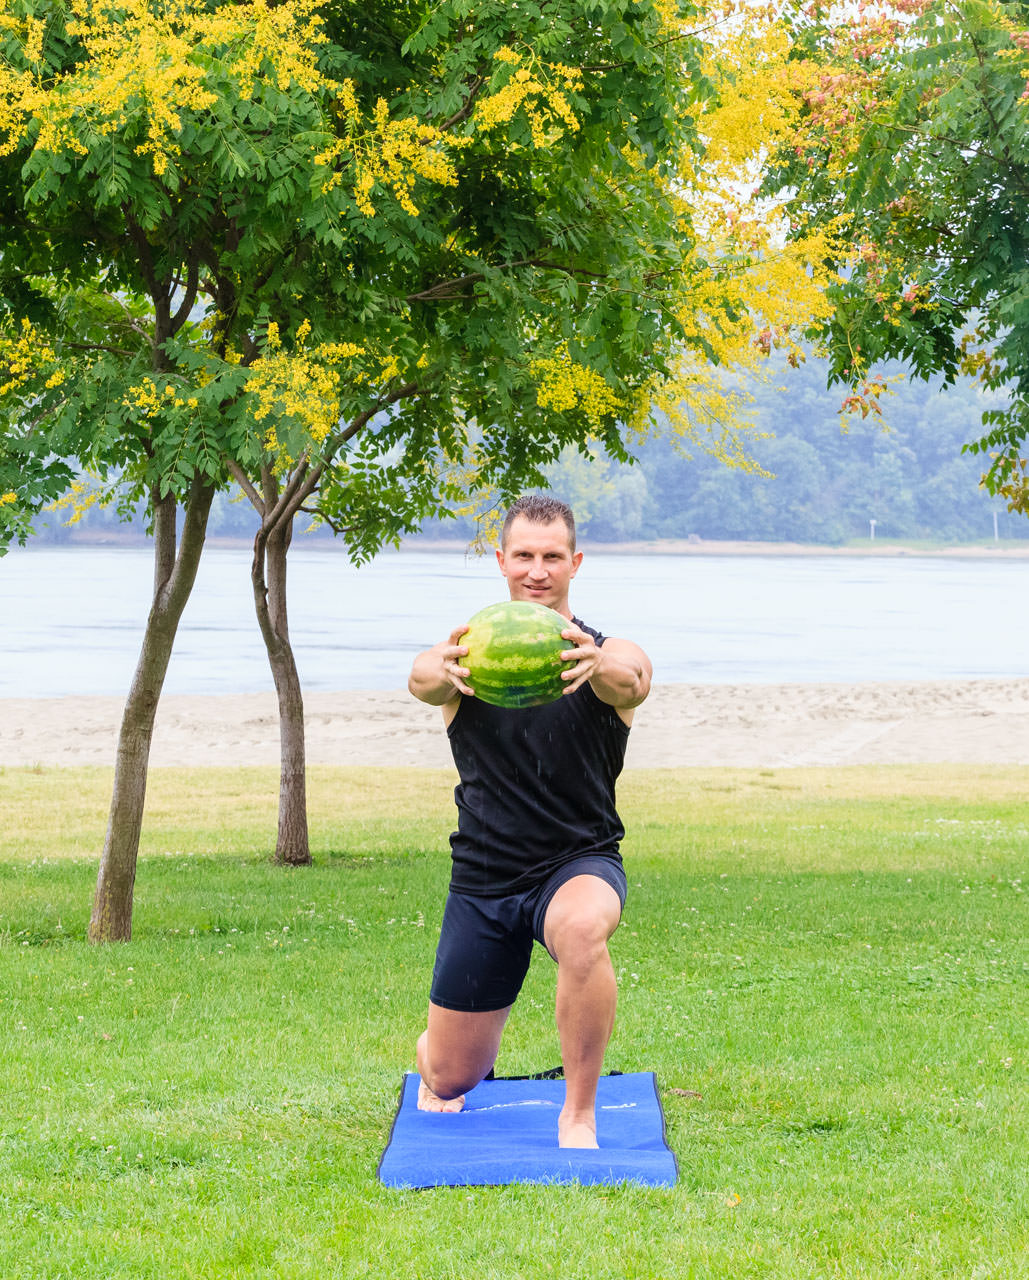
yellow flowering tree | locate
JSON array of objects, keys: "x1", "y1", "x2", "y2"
[
  {"x1": 219, "y1": 3, "x2": 836, "y2": 882},
  {"x1": 770, "y1": 0, "x2": 1029, "y2": 475},
  {"x1": 1, "y1": 0, "x2": 833, "y2": 939}
]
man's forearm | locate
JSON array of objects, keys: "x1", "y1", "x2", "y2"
[{"x1": 588, "y1": 643, "x2": 651, "y2": 709}]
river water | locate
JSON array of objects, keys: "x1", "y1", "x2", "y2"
[{"x1": 1, "y1": 545, "x2": 1026, "y2": 697}]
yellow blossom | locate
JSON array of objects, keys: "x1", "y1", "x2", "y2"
[
  {"x1": 0, "y1": 318, "x2": 61, "y2": 397},
  {"x1": 0, "y1": 0, "x2": 332, "y2": 173},
  {"x1": 649, "y1": 0, "x2": 691, "y2": 39},
  {"x1": 315, "y1": 79, "x2": 469, "y2": 217},
  {"x1": 124, "y1": 377, "x2": 163, "y2": 417},
  {"x1": 46, "y1": 477, "x2": 105, "y2": 526},
  {"x1": 476, "y1": 55, "x2": 583, "y2": 148},
  {"x1": 247, "y1": 321, "x2": 367, "y2": 450},
  {"x1": 531, "y1": 344, "x2": 621, "y2": 423}
]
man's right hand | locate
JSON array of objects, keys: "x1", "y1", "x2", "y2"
[
  {"x1": 408, "y1": 624, "x2": 474, "y2": 705},
  {"x1": 439, "y1": 624, "x2": 474, "y2": 698}
]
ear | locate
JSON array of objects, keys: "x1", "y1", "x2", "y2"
[
  {"x1": 569, "y1": 550, "x2": 583, "y2": 577},
  {"x1": 496, "y1": 546, "x2": 507, "y2": 577}
]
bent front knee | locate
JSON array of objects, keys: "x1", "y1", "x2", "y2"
[{"x1": 551, "y1": 926, "x2": 612, "y2": 976}]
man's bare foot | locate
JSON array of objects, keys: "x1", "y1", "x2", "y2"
[
  {"x1": 558, "y1": 1114, "x2": 598, "y2": 1149},
  {"x1": 417, "y1": 1078, "x2": 465, "y2": 1113}
]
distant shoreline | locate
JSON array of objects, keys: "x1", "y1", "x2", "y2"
[
  {"x1": 577, "y1": 538, "x2": 1029, "y2": 559},
  {"x1": 25, "y1": 530, "x2": 1029, "y2": 559}
]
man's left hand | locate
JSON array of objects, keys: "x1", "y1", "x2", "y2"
[
  {"x1": 559, "y1": 625, "x2": 653, "y2": 709},
  {"x1": 559, "y1": 624, "x2": 604, "y2": 695}
]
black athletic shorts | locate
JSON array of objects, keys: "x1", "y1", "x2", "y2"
[{"x1": 428, "y1": 855, "x2": 628, "y2": 1013}]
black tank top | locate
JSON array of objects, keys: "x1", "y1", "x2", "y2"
[{"x1": 446, "y1": 619, "x2": 630, "y2": 895}]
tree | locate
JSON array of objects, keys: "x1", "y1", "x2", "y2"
[
  {"x1": 1, "y1": 0, "x2": 835, "y2": 939},
  {"x1": 223, "y1": 0, "x2": 842, "y2": 869},
  {"x1": 772, "y1": 0, "x2": 1029, "y2": 507}
]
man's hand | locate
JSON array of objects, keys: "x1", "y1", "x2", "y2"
[
  {"x1": 558, "y1": 623, "x2": 605, "y2": 695},
  {"x1": 559, "y1": 624, "x2": 652, "y2": 708},
  {"x1": 439, "y1": 624, "x2": 474, "y2": 698},
  {"x1": 408, "y1": 624, "x2": 474, "y2": 705}
]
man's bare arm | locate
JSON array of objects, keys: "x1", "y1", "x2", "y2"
[
  {"x1": 560, "y1": 627, "x2": 652, "y2": 709},
  {"x1": 408, "y1": 624, "x2": 473, "y2": 705}
]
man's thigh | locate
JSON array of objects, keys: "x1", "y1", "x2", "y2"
[{"x1": 429, "y1": 888, "x2": 535, "y2": 1012}]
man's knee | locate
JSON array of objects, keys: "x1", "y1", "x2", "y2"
[
  {"x1": 548, "y1": 911, "x2": 616, "y2": 974},
  {"x1": 417, "y1": 1008, "x2": 508, "y2": 1097},
  {"x1": 421, "y1": 1064, "x2": 480, "y2": 1100},
  {"x1": 544, "y1": 876, "x2": 622, "y2": 966}
]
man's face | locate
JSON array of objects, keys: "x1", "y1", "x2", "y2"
[{"x1": 496, "y1": 516, "x2": 583, "y2": 617}]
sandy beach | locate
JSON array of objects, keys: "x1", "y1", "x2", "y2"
[{"x1": 3, "y1": 679, "x2": 1029, "y2": 769}]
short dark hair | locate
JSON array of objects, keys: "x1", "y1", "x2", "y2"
[{"x1": 501, "y1": 494, "x2": 576, "y2": 551}]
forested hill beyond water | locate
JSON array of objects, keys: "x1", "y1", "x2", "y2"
[
  {"x1": 32, "y1": 356, "x2": 1028, "y2": 548},
  {"x1": 532, "y1": 361, "x2": 1027, "y2": 547},
  {"x1": 434, "y1": 358, "x2": 1025, "y2": 547}
]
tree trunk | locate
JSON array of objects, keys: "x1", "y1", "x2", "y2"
[
  {"x1": 252, "y1": 513, "x2": 311, "y2": 866},
  {"x1": 88, "y1": 481, "x2": 215, "y2": 943}
]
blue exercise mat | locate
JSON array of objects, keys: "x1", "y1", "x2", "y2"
[{"x1": 378, "y1": 1071, "x2": 677, "y2": 1189}]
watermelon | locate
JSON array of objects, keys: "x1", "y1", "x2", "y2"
[{"x1": 463, "y1": 600, "x2": 574, "y2": 709}]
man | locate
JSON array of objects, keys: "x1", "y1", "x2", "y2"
[{"x1": 408, "y1": 494, "x2": 652, "y2": 1148}]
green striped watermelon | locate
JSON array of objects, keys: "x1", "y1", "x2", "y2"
[{"x1": 463, "y1": 600, "x2": 574, "y2": 709}]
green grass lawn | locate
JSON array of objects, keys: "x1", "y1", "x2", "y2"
[{"x1": 2, "y1": 764, "x2": 1028, "y2": 1279}]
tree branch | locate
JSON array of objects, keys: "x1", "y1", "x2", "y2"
[
  {"x1": 530, "y1": 258, "x2": 611, "y2": 282},
  {"x1": 114, "y1": 298, "x2": 153, "y2": 344},
  {"x1": 62, "y1": 340, "x2": 138, "y2": 358},
  {"x1": 436, "y1": 75, "x2": 487, "y2": 131},
  {"x1": 406, "y1": 254, "x2": 608, "y2": 303},
  {"x1": 268, "y1": 457, "x2": 311, "y2": 528},
  {"x1": 124, "y1": 209, "x2": 174, "y2": 365},
  {"x1": 263, "y1": 381, "x2": 424, "y2": 540},
  {"x1": 297, "y1": 503, "x2": 347, "y2": 534},
  {"x1": 581, "y1": 17, "x2": 727, "y2": 72},
  {"x1": 225, "y1": 458, "x2": 265, "y2": 515},
  {"x1": 260, "y1": 461, "x2": 280, "y2": 514},
  {"x1": 123, "y1": 212, "x2": 161, "y2": 308},
  {"x1": 170, "y1": 250, "x2": 201, "y2": 335}
]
